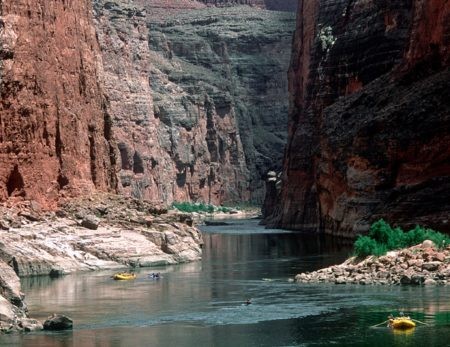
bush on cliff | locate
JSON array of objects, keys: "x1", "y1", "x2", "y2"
[{"x1": 354, "y1": 219, "x2": 450, "y2": 257}]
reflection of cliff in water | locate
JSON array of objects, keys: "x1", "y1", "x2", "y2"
[
  {"x1": 201, "y1": 221, "x2": 353, "y2": 284},
  {"x1": 203, "y1": 232, "x2": 352, "y2": 261}
]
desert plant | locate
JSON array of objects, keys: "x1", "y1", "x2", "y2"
[
  {"x1": 353, "y1": 220, "x2": 450, "y2": 257},
  {"x1": 171, "y1": 202, "x2": 232, "y2": 214}
]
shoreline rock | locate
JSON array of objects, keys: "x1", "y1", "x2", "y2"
[
  {"x1": 295, "y1": 241, "x2": 450, "y2": 286},
  {"x1": 0, "y1": 193, "x2": 203, "y2": 333},
  {"x1": 43, "y1": 314, "x2": 73, "y2": 331}
]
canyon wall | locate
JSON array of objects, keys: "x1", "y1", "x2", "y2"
[
  {"x1": 0, "y1": 0, "x2": 117, "y2": 209},
  {"x1": 0, "y1": 0, "x2": 294, "y2": 207},
  {"x1": 94, "y1": 0, "x2": 295, "y2": 204},
  {"x1": 265, "y1": 0, "x2": 450, "y2": 236}
]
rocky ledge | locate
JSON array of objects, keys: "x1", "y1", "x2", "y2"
[
  {"x1": 295, "y1": 241, "x2": 450, "y2": 286},
  {"x1": 0, "y1": 193, "x2": 202, "y2": 332}
]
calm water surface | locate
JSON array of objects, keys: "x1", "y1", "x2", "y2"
[{"x1": 2, "y1": 219, "x2": 450, "y2": 346}]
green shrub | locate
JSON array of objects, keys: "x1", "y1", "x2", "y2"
[
  {"x1": 353, "y1": 219, "x2": 450, "y2": 257},
  {"x1": 368, "y1": 219, "x2": 392, "y2": 244},
  {"x1": 354, "y1": 236, "x2": 378, "y2": 257},
  {"x1": 171, "y1": 201, "x2": 232, "y2": 214}
]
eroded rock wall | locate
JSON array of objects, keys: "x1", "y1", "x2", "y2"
[
  {"x1": 94, "y1": 1, "x2": 294, "y2": 204},
  {"x1": 0, "y1": 0, "x2": 117, "y2": 209},
  {"x1": 265, "y1": 0, "x2": 450, "y2": 236},
  {"x1": 149, "y1": 5, "x2": 295, "y2": 203}
]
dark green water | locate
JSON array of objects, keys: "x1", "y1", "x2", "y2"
[{"x1": 2, "y1": 219, "x2": 450, "y2": 346}]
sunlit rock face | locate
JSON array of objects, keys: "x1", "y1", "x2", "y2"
[
  {"x1": 0, "y1": 0, "x2": 294, "y2": 208},
  {"x1": 265, "y1": 0, "x2": 450, "y2": 236},
  {"x1": 94, "y1": 0, "x2": 295, "y2": 204},
  {"x1": 0, "y1": 0, "x2": 117, "y2": 208}
]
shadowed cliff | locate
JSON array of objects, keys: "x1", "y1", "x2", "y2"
[{"x1": 264, "y1": 0, "x2": 450, "y2": 236}]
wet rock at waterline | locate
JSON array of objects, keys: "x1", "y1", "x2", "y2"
[
  {"x1": 295, "y1": 241, "x2": 450, "y2": 286},
  {"x1": 43, "y1": 314, "x2": 73, "y2": 331}
]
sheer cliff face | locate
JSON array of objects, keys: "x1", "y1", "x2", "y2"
[
  {"x1": 266, "y1": 0, "x2": 450, "y2": 236},
  {"x1": 94, "y1": 1, "x2": 247, "y2": 204},
  {"x1": 94, "y1": 1, "x2": 294, "y2": 204},
  {"x1": 0, "y1": 0, "x2": 293, "y2": 207},
  {"x1": 0, "y1": 0, "x2": 116, "y2": 208}
]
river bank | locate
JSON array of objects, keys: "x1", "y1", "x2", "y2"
[
  {"x1": 295, "y1": 241, "x2": 450, "y2": 286},
  {"x1": 0, "y1": 193, "x2": 203, "y2": 333}
]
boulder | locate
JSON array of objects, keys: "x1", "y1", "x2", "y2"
[
  {"x1": 422, "y1": 240, "x2": 435, "y2": 248},
  {"x1": 410, "y1": 275, "x2": 425, "y2": 285},
  {"x1": 335, "y1": 277, "x2": 346, "y2": 284},
  {"x1": 400, "y1": 275, "x2": 411, "y2": 285},
  {"x1": 81, "y1": 215, "x2": 100, "y2": 230},
  {"x1": 424, "y1": 278, "x2": 437, "y2": 285},
  {"x1": 434, "y1": 252, "x2": 446, "y2": 262},
  {"x1": 43, "y1": 314, "x2": 73, "y2": 331},
  {"x1": 422, "y1": 262, "x2": 441, "y2": 271}
]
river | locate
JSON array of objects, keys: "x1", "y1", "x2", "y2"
[{"x1": 2, "y1": 219, "x2": 450, "y2": 346}]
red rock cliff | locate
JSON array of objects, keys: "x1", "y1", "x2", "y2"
[
  {"x1": 0, "y1": 0, "x2": 117, "y2": 208},
  {"x1": 265, "y1": 0, "x2": 450, "y2": 236}
]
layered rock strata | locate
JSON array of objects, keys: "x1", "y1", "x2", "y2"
[
  {"x1": 0, "y1": 193, "x2": 202, "y2": 331},
  {"x1": 94, "y1": 1, "x2": 295, "y2": 204},
  {"x1": 296, "y1": 242, "x2": 450, "y2": 286},
  {"x1": 0, "y1": 0, "x2": 117, "y2": 209},
  {"x1": 148, "y1": 5, "x2": 294, "y2": 203},
  {"x1": 0, "y1": 0, "x2": 295, "y2": 207},
  {"x1": 265, "y1": 0, "x2": 450, "y2": 236}
]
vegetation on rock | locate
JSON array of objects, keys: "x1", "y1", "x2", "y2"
[
  {"x1": 354, "y1": 219, "x2": 450, "y2": 257},
  {"x1": 172, "y1": 202, "x2": 232, "y2": 213}
]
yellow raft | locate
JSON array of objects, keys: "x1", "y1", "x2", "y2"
[
  {"x1": 389, "y1": 317, "x2": 416, "y2": 330},
  {"x1": 113, "y1": 272, "x2": 136, "y2": 281}
]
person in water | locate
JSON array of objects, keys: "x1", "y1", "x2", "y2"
[
  {"x1": 387, "y1": 314, "x2": 394, "y2": 328},
  {"x1": 149, "y1": 272, "x2": 161, "y2": 279}
]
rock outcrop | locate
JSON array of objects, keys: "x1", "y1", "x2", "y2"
[
  {"x1": 0, "y1": 193, "x2": 202, "y2": 332},
  {"x1": 296, "y1": 241, "x2": 450, "y2": 286},
  {"x1": 0, "y1": 0, "x2": 117, "y2": 209},
  {"x1": 94, "y1": 1, "x2": 295, "y2": 204},
  {"x1": 0, "y1": 194, "x2": 202, "y2": 277},
  {"x1": 265, "y1": 0, "x2": 450, "y2": 236}
]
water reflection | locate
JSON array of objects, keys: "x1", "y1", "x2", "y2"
[{"x1": 3, "y1": 220, "x2": 450, "y2": 346}]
